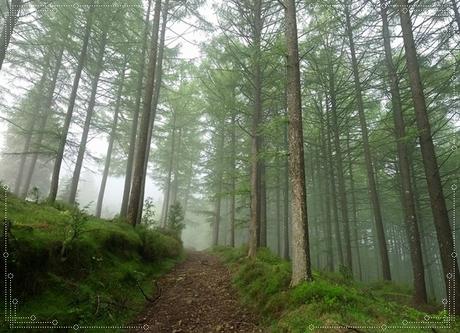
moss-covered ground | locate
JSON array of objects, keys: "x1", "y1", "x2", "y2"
[
  {"x1": 213, "y1": 246, "x2": 459, "y2": 333},
  {"x1": 0, "y1": 190, "x2": 183, "y2": 332}
]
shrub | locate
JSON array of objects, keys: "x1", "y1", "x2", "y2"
[
  {"x1": 155, "y1": 226, "x2": 183, "y2": 243},
  {"x1": 29, "y1": 186, "x2": 40, "y2": 203},
  {"x1": 136, "y1": 227, "x2": 182, "y2": 261},
  {"x1": 51, "y1": 200, "x2": 75, "y2": 212},
  {"x1": 101, "y1": 230, "x2": 140, "y2": 257},
  {"x1": 60, "y1": 205, "x2": 90, "y2": 261},
  {"x1": 167, "y1": 202, "x2": 185, "y2": 237},
  {"x1": 141, "y1": 197, "x2": 158, "y2": 227},
  {"x1": 290, "y1": 280, "x2": 360, "y2": 306}
]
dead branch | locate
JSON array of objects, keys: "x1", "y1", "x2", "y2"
[{"x1": 136, "y1": 280, "x2": 161, "y2": 303}]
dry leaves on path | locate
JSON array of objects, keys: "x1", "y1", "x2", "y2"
[{"x1": 131, "y1": 251, "x2": 264, "y2": 333}]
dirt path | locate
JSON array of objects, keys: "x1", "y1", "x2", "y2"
[{"x1": 132, "y1": 251, "x2": 263, "y2": 333}]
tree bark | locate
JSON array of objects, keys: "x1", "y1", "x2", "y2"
[
  {"x1": 14, "y1": 119, "x2": 35, "y2": 196},
  {"x1": 346, "y1": 129, "x2": 362, "y2": 280},
  {"x1": 95, "y1": 63, "x2": 126, "y2": 218},
  {"x1": 328, "y1": 62, "x2": 352, "y2": 272},
  {"x1": 15, "y1": 56, "x2": 51, "y2": 195},
  {"x1": 182, "y1": 158, "x2": 194, "y2": 217},
  {"x1": 213, "y1": 122, "x2": 225, "y2": 246},
  {"x1": 344, "y1": 0, "x2": 391, "y2": 280},
  {"x1": 326, "y1": 97, "x2": 343, "y2": 267},
  {"x1": 21, "y1": 48, "x2": 64, "y2": 198},
  {"x1": 411, "y1": 161, "x2": 436, "y2": 299},
  {"x1": 312, "y1": 144, "x2": 321, "y2": 268},
  {"x1": 120, "y1": 0, "x2": 153, "y2": 218},
  {"x1": 137, "y1": 0, "x2": 169, "y2": 222},
  {"x1": 248, "y1": 0, "x2": 263, "y2": 259},
  {"x1": 318, "y1": 100, "x2": 334, "y2": 271},
  {"x1": 159, "y1": 180, "x2": 168, "y2": 224},
  {"x1": 162, "y1": 113, "x2": 177, "y2": 227},
  {"x1": 283, "y1": 115, "x2": 290, "y2": 260},
  {"x1": 380, "y1": 1, "x2": 427, "y2": 304},
  {"x1": 48, "y1": 5, "x2": 95, "y2": 202},
  {"x1": 276, "y1": 151, "x2": 282, "y2": 256},
  {"x1": 170, "y1": 128, "x2": 182, "y2": 205},
  {"x1": 397, "y1": 0, "x2": 459, "y2": 310},
  {"x1": 0, "y1": 0, "x2": 22, "y2": 70},
  {"x1": 127, "y1": 0, "x2": 162, "y2": 226},
  {"x1": 285, "y1": 0, "x2": 312, "y2": 285},
  {"x1": 259, "y1": 155, "x2": 267, "y2": 247},
  {"x1": 230, "y1": 113, "x2": 236, "y2": 247},
  {"x1": 68, "y1": 28, "x2": 108, "y2": 205}
]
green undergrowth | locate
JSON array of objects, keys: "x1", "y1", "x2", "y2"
[
  {"x1": 0, "y1": 191, "x2": 183, "y2": 332},
  {"x1": 213, "y1": 246, "x2": 458, "y2": 333}
]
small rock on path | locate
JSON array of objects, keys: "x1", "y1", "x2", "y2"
[{"x1": 131, "y1": 251, "x2": 263, "y2": 333}]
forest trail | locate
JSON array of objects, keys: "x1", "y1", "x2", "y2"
[{"x1": 131, "y1": 251, "x2": 263, "y2": 333}]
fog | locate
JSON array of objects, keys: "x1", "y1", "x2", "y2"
[{"x1": 0, "y1": 0, "x2": 458, "y2": 312}]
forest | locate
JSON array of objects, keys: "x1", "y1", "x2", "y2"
[{"x1": 0, "y1": 0, "x2": 459, "y2": 332}]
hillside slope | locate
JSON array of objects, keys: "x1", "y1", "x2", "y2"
[
  {"x1": 214, "y1": 247, "x2": 458, "y2": 333},
  {"x1": 1, "y1": 188, "x2": 182, "y2": 331}
]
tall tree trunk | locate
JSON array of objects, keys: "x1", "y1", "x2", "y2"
[
  {"x1": 344, "y1": 0, "x2": 391, "y2": 280},
  {"x1": 312, "y1": 144, "x2": 321, "y2": 268},
  {"x1": 68, "y1": 28, "x2": 108, "y2": 205},
  {"x1": 230, "y1": 113, "x2": 236, "y2": 247},
  {"x1": 346, "y1": 129, "x2": 362, "y2": 280},
  {"x1": 318, "y1": 101, "x2": 334, "y2": 271},
  {"x1": 14, "y1": 118, "x2": 36, "y2": 196},
  {"x1": 213, "y1": 122, "x2": 225, "y2": 246},
  {"x1": 120, "y1": 0, "x2": 153, "y2": 218},
  {"x1": 127, "y1": 0, "x2": 162, "y2": 226},
  {"x1": 389, "y1": 224, "x2": 402, "y2": 281},
  {"x1": 326, "y1": 98, "x2": 343, "y2": 267},
  {"x1": 328, "y1": 62, "x2": 352, "y2": 272},
  {"x1": 276, "y1": 152, "x2": 282, "y2": 256},
  {"x1": 15, "y1": 58, "x2": 51, "y2": 195},
  {"x1": 48, "y1": 5, "x2": 95, "y2": 202},
  {"x1": 137, "y1": 0, "x2": 169, "y2": 222},
  {"x1": 285, "y1": 0, "x2": 312, "y2": 284},
  {"x1": 411, "y1": 162, "x2": 436, "y2": 299},
  {"x1": 95, "y1": 63, "x2": 126, "y2": 218},
  {"x1": 160, "y1": 181, "x2": 168, "y2": 224},
  {"x1": 248, "y1": 0, "x2": 263, "y2": 259},
  {"x1": 182, "y1": 159, "x2": 194, "y2": 216},
  {"x1": 283, "y1": 117, "x2": 290, "y2": 260},
  {"x1": 162, "y1": 113, "x2": 177, "y2": 227},
  {"x1": 170, "y1": 128, "x2": 182, "y2": 205},
  {"x1": 259, "y1": 156, "x2": 267, "y2": 247},
  {"x1": 21, "y1": 48, "x2": 64, "y2": 198},
  {"x1": 0, "y1": 0, "x2": 22, "y2": 70},
  {"x1": 397, "y1": 0, "x2": 459, "y2": 310},
  {"x1": 380, "y1": 1, "x2": 427, "y2": 304}
]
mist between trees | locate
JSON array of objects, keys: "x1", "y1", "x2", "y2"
[{"x1": 0, "y1": 0, "x2": 459, "y2": 311}]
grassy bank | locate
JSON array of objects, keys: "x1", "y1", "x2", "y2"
[
  {"x1": 213, "y1": 246, "x2": 456, "y2": 333},
  {"x1": 1, "y1": 190, "x2": 183, "y2": 332}
]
